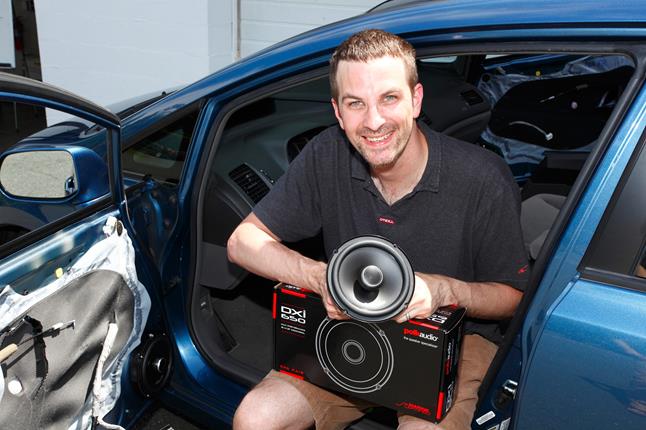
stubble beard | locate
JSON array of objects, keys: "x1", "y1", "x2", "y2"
[{"x1": 357, "y1": 122, "x2": 414, "y2": 170}]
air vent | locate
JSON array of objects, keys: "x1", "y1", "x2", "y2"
[
  {"x1": 460, "y1": 89, "x2": 484, "y2": 106},
  {"x1": 229, "y1": 164, "x2": 270, "y2": 203}
]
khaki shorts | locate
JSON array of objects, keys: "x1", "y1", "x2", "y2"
[{"x1": 265, "y1": 334, "x2": 498, "y2": 430}]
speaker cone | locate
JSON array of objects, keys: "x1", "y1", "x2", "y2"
[
  {"x1": 327, "y1": 236, "x2": 414, "y2": 322},
  {"x1": 315, "y1": 318, "x2": 394, "y2": 393}
]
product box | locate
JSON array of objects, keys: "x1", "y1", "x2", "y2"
[{"x1": 273, "y1": 284, "x2": 465, "y2": 422}]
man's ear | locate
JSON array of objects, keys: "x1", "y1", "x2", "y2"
[
  {"x1": 331, "y1": 97, "x2": 345, "y2": 130},
  {"x1": 412, "y1": 82, "x2": 423, "y2": 119}
]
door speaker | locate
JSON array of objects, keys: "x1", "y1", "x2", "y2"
[{"x1": 327, "y1": 236, "x2": 414, "y2": 322}]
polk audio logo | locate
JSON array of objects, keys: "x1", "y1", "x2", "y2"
[
  {"x1": 404, "y1": 328, "x2": 438, "y2": 342},
  {"x1": 281, "y1": 305, "x2": 307, "y2": 324}
]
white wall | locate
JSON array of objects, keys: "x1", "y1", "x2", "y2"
[
  {"x1": 0, "y1": 0, "x2": 15, "y2": 68},
  {"x1": 33, "y1": 0, "x2": 380, "y2": 120},
  {"x1": 240, "y1": 0, "x2": 380, "y2": 56},
  {"x1": 34, "y1": 0, "x2": 236, "y2": 112}
]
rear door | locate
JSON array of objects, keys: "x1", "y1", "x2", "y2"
[
  {"x1": 475, "y1": 56, "x2": 646, "y2": 429},
  {"x1": 0, "y1": 73, "x2": 151, "y2": 429}
]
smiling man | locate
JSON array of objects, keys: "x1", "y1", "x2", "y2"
[{"x1": 227, "y1": 29, "x2": 528, "y2": 430}]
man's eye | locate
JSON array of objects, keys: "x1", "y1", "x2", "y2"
[
  {"x1": 348, "y1": 101, "x2": 363, "y2": 109},
  {"x1": 384, "y1": 95, "x2": 397, "y2": 103}
]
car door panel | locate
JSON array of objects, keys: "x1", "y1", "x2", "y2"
[
  {"x1": 0, "y1": 211, "x2": 151, "y2": 429},
  {"x1": 515, "y1": 279, "x2": 646, "y2": 429},
  {"x1": 475, "y1": 68, "x2": 646, "y2": 429},
  {"x1": 515, "y1": 87, "x2": 646, "y2": 427},
  {"x1": 0, "y1": 73, "x2": 156, "y2": 429}
]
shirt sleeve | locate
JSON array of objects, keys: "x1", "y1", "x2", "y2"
[
  {"x1": 472, "y1": 156, "x2": 529, "y2": 291},
  {"x1": 252, "y1": 137, "x2": 323, "y2": 242}
]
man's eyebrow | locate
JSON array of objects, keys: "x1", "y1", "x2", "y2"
[
  {"x1": 340, "y1": 93, "x2": 362, "y2": 102},
  {"x1": 340, "y1": 88, "x2": 403, "y2": 102},
  {"x1": 382, "y1": 87, "x2": 403, "y2": 95}
]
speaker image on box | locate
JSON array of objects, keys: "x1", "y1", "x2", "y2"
[
  {"x1": 315, "y1": 318, "x2": 394, "y2": 394},
  {"x1": 274, "y1": 234, "x2": 465, "y2": 423}
]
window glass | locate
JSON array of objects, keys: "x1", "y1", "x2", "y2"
[
  {"x1": 122, "y1": 110, "x2": 199, "y2": 184},
  {"x1": 419, "y1": 56, "x2": 458, "y2": 64},
  {"x1": 583, "y1": 132, "x2": 646, "y2": 279}
]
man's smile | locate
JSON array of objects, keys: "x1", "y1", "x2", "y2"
[{"x1": 363, "y1": 130, "x2": 395, "y2": 145}]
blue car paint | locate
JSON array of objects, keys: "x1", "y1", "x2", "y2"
[
  {"x1": 517, "y1": 279, "x2": 646, "y2": 428},
  {"x1": 3, "y1": 1, "x2": 646, "y2": 428}
]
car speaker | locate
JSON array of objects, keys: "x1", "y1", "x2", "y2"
[
  {"x1": 327, "y1": 235, "x2": 414, "y2": 322},
  {"x1": 130, "y1": 333, "x2": 173, "y2": 398}
]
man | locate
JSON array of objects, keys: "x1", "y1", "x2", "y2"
[{"x1": 227, "y1": 29, "x2": 528, "y2": 430}]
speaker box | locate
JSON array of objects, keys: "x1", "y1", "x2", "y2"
[{"x1": 273, "y1": 284, "x2": 465, "y2": 422}]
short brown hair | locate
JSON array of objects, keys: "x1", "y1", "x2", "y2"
[{"x1": 329, "y1": 29, "x2": 418, "y2": 100}]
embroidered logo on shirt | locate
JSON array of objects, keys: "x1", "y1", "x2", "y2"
[
  {"x1": 378, "y1": 216, "x2": 396, "y2": 225},
  {"x1": 517, "y1": 264, "x2": 529, "y2": 274}
]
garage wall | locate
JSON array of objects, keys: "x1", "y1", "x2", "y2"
[
  {"x1": 34, "y1": 0, "x2": 235, "y2": 111},
  {"x1": 32, "y1": 0, "x2": 380, "y2": 120},
  {"x1": 240, "y1": 0, "x2": 380, "y2": 56}
]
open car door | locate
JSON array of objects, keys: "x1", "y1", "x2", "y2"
[{"x1": 0, "y1": 73, "x2": 151, "y2": 429}]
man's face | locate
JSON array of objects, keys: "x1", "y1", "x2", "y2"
[{"x1": 331, "y1": 56, "x2": 423, "y2": 169}]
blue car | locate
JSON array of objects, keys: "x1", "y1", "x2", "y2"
[{"x1": 1, "y1": 0, "x2": 646, "y2": 428}]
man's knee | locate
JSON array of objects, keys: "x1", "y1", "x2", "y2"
[
  {"x1": 398, "y1": 414, "x2": 444, "y2": 430},
  {"x1": 233, "y1": 377, "x2": 314, "y2": 430}
]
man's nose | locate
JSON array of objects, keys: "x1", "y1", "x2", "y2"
[{"x1": 363, "y1": 104, "x2": 386, "y2": 131}]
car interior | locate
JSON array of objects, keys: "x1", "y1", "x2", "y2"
[{"x1": 187, "y1": 51, "x2": 635, "y2": 426}]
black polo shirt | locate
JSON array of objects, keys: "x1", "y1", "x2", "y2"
[{"x1": 254, "y1": 122, "x2": 528, "y2": 344}]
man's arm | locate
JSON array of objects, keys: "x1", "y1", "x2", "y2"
[
  {"x1": 227, "y1": 213, "x2": 346, "y2": 319},
  {"x1": 395, "y1": 273, "x2": 522, "y2": 323}
]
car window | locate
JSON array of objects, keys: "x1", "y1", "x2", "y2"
[
  {"x1": 582, "y1": 133, "x2": 646, "y2": 282},
  {"x1": 0, "y1": 101, "x2": 110, "y2": 246},
  {"x1": 121, "y1": 109, "x2": 199, "y2": 184}
]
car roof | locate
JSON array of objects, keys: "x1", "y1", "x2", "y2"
[{"x1": 122, "y1": 0, "x2": 646, "y2": 140}]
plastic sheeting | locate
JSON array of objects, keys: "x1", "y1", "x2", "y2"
[{"x1": 0, "y1": 217, "x2": 151, "y2": 430}]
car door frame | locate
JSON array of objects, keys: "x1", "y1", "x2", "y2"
[
  {"x1": 0, "y1": 72, "x2": 125, "y2": 258},
  {"x1": 478, "y1": 47, "x2": 646, "y2": 428}
]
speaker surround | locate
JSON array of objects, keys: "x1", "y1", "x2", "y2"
[{"x1": 327, "y1": 236, "x2": 414, "y2": 322}]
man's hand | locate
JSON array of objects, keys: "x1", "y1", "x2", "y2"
[
  {"x1": 394, "y1": 273, "x2": 523, "y2": 323},
  {"x1": 307, "y1": 261, "x2": 348, "y2": 320},
  {"x1": 394, "y1": 273, "x2": 457, "y2": 323}
]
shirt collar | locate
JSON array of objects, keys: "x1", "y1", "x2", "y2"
[{"x1": 350, "y1": 121, "x2": 441, "y2": 193}]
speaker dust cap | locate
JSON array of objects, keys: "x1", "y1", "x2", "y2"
[{"x1": 327, "y1": 236, "x2": 414, "y2": 322}]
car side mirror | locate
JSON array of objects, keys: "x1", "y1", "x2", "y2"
[{"x1": 0, "y1": 147, "x2": 109, "y2": 203}]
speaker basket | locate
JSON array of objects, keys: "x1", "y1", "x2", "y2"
[{"x1": 327, "y1": 236, "x2": 414, "y2": 322}]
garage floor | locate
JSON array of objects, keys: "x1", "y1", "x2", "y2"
[{"x1": 133, "y1": 406, "x2": 206, "y2": 430}]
